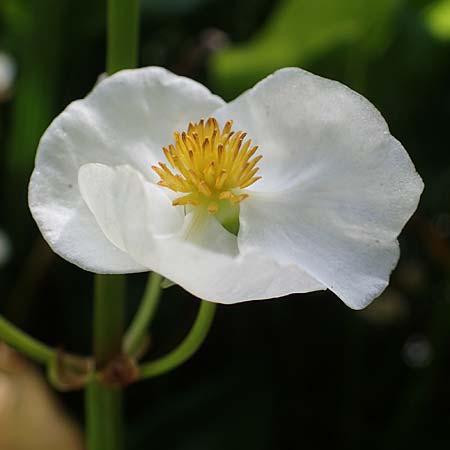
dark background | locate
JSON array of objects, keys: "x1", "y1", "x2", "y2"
[{"x1": 1, "y1": 0, "x2": 450, "y2": 448}]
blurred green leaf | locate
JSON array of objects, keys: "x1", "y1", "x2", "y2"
[
  {"x1": 424, "y1": 0, "x2": 450, "y2": 40},
  {"x1": 209, "y1": 0, "x2": 403, "y2": 98},
  {"x1": 0, "y1": 0, "x2": 71, "y2": 250},
  {"x1": 3, "y1": 0, "x2": 68, "y2": 173}
]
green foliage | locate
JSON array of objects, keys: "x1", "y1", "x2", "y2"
[
  {"x1": 209, "y1": 0, "x2": 403, "y2": 98},
  {"x1": 424, "y1": 0, "x2": 450, "y2": 40},
  {"x1": 2, "y1": 0, "x2": 69, "y2": 173}
]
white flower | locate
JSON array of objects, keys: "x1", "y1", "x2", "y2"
[{"x1": 29, "y1": 67, "x2": 423, "y2": 309}]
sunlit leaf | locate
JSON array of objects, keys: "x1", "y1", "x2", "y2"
[
  {"x1": 210, "y1": 0, "x2": 403, "y2": 98},
  {"x1": 424, "y1": 0, "x2": 450, "y2": 40}
]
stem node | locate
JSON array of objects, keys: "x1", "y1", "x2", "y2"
[{"x1": 100, "y1": 352, "x2": 140, "y2": 388}]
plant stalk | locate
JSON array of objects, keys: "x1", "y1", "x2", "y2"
[
  {"x1": 84, "y1": 0, "x2": 140, "y2": 445},
  {"x1": 85, "y1": 275, "x2": 126, "y2": 450},
  {"x1": 139, "y1": 300, "x2": 216, "y2": 379},
  {"x1": 0, "y1": 314, "x2": 56, "y2": 364}
]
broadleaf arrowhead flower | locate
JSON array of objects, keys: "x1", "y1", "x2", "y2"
[{"x1": 29, "y1": 67, "x2": 423, "y2": 309}]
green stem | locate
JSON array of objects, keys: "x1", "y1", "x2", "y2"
[
  {"x1": 85, "y1": 0, "x2": 139, "y2": 446},
  {"x1": 86, "y1": 274, "x2": 126, "y2": 450},
  {"x1": 0, "y1": 314, "x2": 56, "y2": 365},
  {"x1": 93, "y1": 274, "x2": 126, "y2": 366},
  {"x1": 139, "y1": 300, "x2": 217, "y2": 379},
  {"x1": 85, "y1": 376, "x2": 124, "y2": 450},
  {"x1": 107, "y1": 0, "x2": 140, "y2": 74},
  {"x1": 124, "y1": 272, "x2": 163, "y2": 357}
]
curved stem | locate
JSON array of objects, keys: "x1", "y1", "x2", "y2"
[
  {"x1": 124, "y1": 272, "x2": 163, "y2": 357},
  {"x1": 0, "y1": 314, "x2": 56, "y2": 365},
  {"x1": 139, "y1": 300, "x2": 217, "y2": 379}
]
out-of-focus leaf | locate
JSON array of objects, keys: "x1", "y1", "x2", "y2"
[
  {"x1": 0, "y1": 0, "x2": 71, "y2": 252},
  {"x1": 2, "y1": 0, "x2": 68, "y2": 173},
  {"x1": 424, "y1": 0, "x2": 450, "y2": 40},
  {"x1": 209, "y1": 0, "x2": 403, "y2": 98}
]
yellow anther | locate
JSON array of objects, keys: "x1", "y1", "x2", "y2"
[
  {"x1": 152, "y1": 117, "x2": 262, "y2": 214},
  {"x1": 218, "y1": 191, "x2": 232, "y2": 200},
  {"x1": 198, "y1": 181, "x2": 212, "y2": 196}
]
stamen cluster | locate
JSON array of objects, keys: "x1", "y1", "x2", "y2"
[{"x1": 152, "y1": 117, "x2": 262, "y2": 214}]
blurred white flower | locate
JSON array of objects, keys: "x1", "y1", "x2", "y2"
[
  {"x1": 0, "y1": 229, "x2": 12, "y2": 266},
  {"x1": 0, "y1": 52, "x2": 16, "y2": 98},
  {"x1": 29, "y1": 67, "x2": 423, "y2": 309}
]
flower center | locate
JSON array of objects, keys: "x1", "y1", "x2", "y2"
[{"x1": 152, "y1": 117, "x2": 262, "y2": 215}]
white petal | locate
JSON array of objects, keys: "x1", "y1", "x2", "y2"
[
  {"x1": 214, "y1": 67, "x2": 423, "y2": 308},
  {"x1": 151, "y1": 237, "x2": 326, "y2": 304},
  {"x1": 214, "y1": 67, "x2": 406, "y2": 193},
  {"x1": 237, "y1": 139, "x2": 422, "y2": 309},
  {"x1": 29, "y1": 67, "x2": 224, "y2": 273},
  {"x1": 79, "y1": 163, "x2": 325, "y2": 303},
  {"x1": 78, "y1": 164, "x2": 184, "y2": 253}
]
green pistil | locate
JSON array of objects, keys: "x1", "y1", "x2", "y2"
[{"x1": 215, "y1": 200, "x2": 240, "y2": 235}]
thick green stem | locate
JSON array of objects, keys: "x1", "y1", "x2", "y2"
[
  {"x1": 139, "y1": 300, "x2": 217, "y2": 379},
  {"x1": 124, "y1": 272, "x2": 163, "y2": 357},
  {"x1": 93, "y1": 275, "x2": 126, "y2": 366},
  {"x1": 0, "y1": 314, "x2": 56, "y2": 364},
  {"x1": 107, "y1": 0, "x2": 140, "y2": 74},
  {"x1": 86, "y1": 274, "x2": 126, "y2": 450},
  {"x1": 85, "y1": 376, "x2": 124, "y2": 450},
  {"x1": 85, "y1": 0, "x2": 139, "y2": 447}
]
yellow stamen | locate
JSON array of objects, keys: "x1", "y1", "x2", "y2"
[{"x1": 153, "y1": 117, "x2": 262, "y2": 214}]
